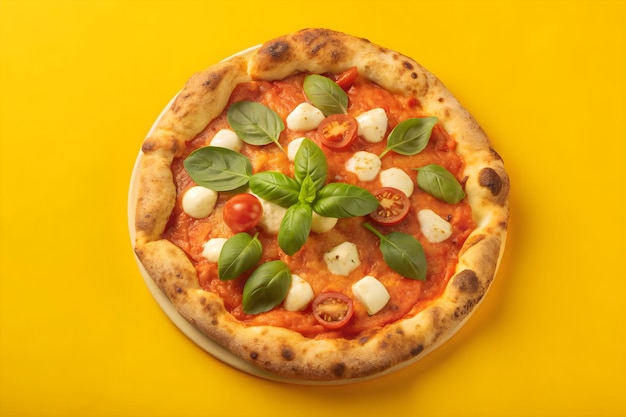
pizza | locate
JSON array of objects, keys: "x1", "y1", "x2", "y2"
[{"x1": 132, "y1": 28, "x2": 509, "y2": 382}]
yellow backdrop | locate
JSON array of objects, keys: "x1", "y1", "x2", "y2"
[{"x1": 1, "y1": 0, "x2": 625, "y2": 416}]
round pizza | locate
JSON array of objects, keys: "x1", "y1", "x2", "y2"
[{"x1": 132, "y1": 28, "x2": 509, "y2": 382}]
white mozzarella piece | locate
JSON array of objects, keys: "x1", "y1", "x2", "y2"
[
  {"x1": 210, "y1": 129, "x2": 242, "y2": 152},
  {"x1": 254, "y1": 195, "x2": 287, "y2": 235},
  {"x1": 310, "y1": 212, "x2": 338, "y2": 233},
  {"x1": 286, "y1": 103, "x2": 325, "y2": 132},
  {"x1": 182, "y1": 186, "x2": 218, "y2": 219},
  {"x1": 283, "y1": 274, "x2": 315, "y2": 312},
  {"x1": 417, "y1": 209, "x2": 453, "y2": 243},
  {"x1": 356, "y1": 108, "x2": 388, "y2": 143},
  {"x1": 352, "y1": 275, "x2": 390, "y2": 315},
  {"x1": 345, "y1": 151, "x2": 381, "y2": 181},
  {"x1": 379, "y1": 167, "x2": 414, "y2": 197},
  {"x1": 287, "y1": 137, "x2": 306, "y2": 161},
  {"x1": 201, "y1": 238, "x2": 228, "y2": 263},
  {"x1": 323, "y1": 241, "x2": 361, "y2": 276}
]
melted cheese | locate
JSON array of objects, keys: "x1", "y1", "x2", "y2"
[
  {"x1": 352, "y1": 275, "x2": 390, "y2": 315},
  {"x1": 417, "y1": 209, "x2": 453, "y2": 243},
  {"x1": 182, "y1": 186, "x2": 218, "y2": 219},
  {"x1": 286, "y1": 103, "x2": 325, "y2": 132},
  {"x1": 283, "y1": 274, "x2": 315, "y2": 312},
  {"x1": 345, "y1": 151, "x2": 381, "y2": 181},
  {"x1": 323, "y1": 241, "x2": 361, "y2": 276},
  {"x1": 356, "y1": 108, "x2": 388, "y2": 143}
]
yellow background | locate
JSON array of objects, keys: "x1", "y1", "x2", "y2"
[{"x1": 1, "y1": 0, "x2": 625, "y2": 416}]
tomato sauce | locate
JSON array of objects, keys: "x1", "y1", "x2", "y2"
[{"x1": 162, "y1": 73, "x2": 475, "y2": 340}]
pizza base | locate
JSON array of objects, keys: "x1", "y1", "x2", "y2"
[{"x1": 133, "y1": 28, "x2": 509, "y2": 382}]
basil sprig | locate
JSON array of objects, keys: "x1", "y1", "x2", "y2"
[
  {"x1": 253, "y1": 139, "x2": 378, "y2": 255},
  {"x1": 379, "y1": 117, "x2": 438, "y2": 158},
  {"x1": 227, "y1": 101, "x2": 285, "y2": 152},
  {"x1": 218, "y1": 232, "x2": 263, "y2": 280},
  {"x1": 415, "y1": 164, "x2": 465, "y2": 204},
  {"x1": 303, "y1": 74, "x2": 348, "y2": 116},
  {"x1": 363, "y1": 223, "x2": 427, "y2": 281},
  {"x1": 242, "y1": 260, "x2": 292, "y2": 314}
]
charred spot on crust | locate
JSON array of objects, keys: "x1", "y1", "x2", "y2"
[
  {"x1": 281, "y1": 347, "x2": 294, "y2": 361},
  {"x1": 410, "y1": 344, "x2": 424, "y2": 356},
  {"x1": 266, "y1": 41, "x2": 291, "y2": 61},
  {"x1": 359, "y1": 336, "x2": 369, "y2": 345},
  {"x1": 453, "y1": 269, "x2": 480, "y2": 294},
  {"x1": 250, "y1": 351, "x2": 259, "y2": 360},
  {"x1": 479, "y1": 167, "x2": 503, "y2": 196},
  {"x1": 331, "y1": 362, "x2": 346, "y2": 377}
]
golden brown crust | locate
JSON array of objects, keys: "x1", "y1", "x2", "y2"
[{"x1": 133, "y1": 28, "x2": 509, "y2": 382}]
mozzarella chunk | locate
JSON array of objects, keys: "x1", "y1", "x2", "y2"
[
  {"x1": 210, "y1": 129, "x2": 242, "y2": 152},
  {"x1": 323, "y1": 241, "x2": 361, "y2": 276},
  {"x1": 254, "y1": 195, "x2": 287, "y2": 235},
  {"x1": 356, "y1": 108, "x2": 388, "y2": 143},
  {"x1": 311, "y1": 212, "x2": 338, "y2": 233},
  {"x1": 182, "y1": 186, "x2": 218, "y2": 219},
  {"x1": 345, "y1": 151, "x2": 381, "y2": 181},
  {"x1": 201, "y1": 238, "x2": 228, "y2": 263},
  {"x1": 352, "y1": 275, "x2": 390, "y2": 315},
  {"x1": 417, "y1": 209, "x2": 453, "y2": 243},
  {"x1": 286, "y1": 103, "x2": 325, "y2": 132},
  {"x1": 287, "y1": 137, "x2": 306, "y2": 161},
  {"x1": 283, "y1": 274, "x2": 315, "y2": 312},
  {"x1": 379, "y1": 167, "x2": 414, "y2": 197}
]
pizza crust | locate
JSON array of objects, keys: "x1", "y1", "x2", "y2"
[{"x1": 133, "y1": 28, "x2": 509, "y2": 382}]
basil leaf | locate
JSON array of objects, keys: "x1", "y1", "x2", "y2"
[
  {"x1": 242, "y1": 260, "x2": 292, "y2": 314},
  {"x1": 313, "y1": 183, "x2": 378, "y2": 218},
  {"x1": 227, "y1": 101, "x2": 285, "y2": 151},
  {"x1": 218, "y1": 233, "x2": 263, "y2": 280},
  {"x1": 184, "y1": 146, "x2": 252, "y2": 191},
  {"x1": 278, "y1": 203, "x2": 312, "y2": 255},
  {"x1": 249, "y1": 171, "x2": 300, "y2": 208},
  {"x1": 416, "y1": 164, "x2": 465, "y2": 204},
  {"x1": 363, "y1": 223, "x2": 427, "y2": 280},
  {"x1": 380, "y1": 117, "x2": 438, "y2": 158},
  {"x1": 298, "y1": 176, "x2": 317, "y2": 205},
  {"x1": 303, "y1": 74, "x2": 348, "y2": 116},
  {"x1": 293, "y1": 138, "x2": 327, "y2": 191}
]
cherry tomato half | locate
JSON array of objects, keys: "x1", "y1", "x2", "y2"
[
  {"x1": 317, "y1": 114, "x2": 358, "y2": 150},
  {"x1": 312, "y1": 292, "x2": 354, "y2": 329},
  {"x1": 333, "y1": 67, "x2": 359, "y2": 91},
  {"x1": 369, "y1": 187, "x2": 410, "y2": 225},
  {"x1": 223, "y1": 193, "x2": 263, "y2": 233}
]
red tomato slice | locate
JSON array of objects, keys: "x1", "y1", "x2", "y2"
[
  {"x1": 369, "y1": 187, "x2": 410, "y2": 225},
  {"x1": 333, "y1": 67, "x2": 359, "y2": 91},
  {"x1": 223, "y1": 193, "x2": 263, "y2": 233},
  {"x1": 312, "y1": 292, "x2": 354, "y2": 329},
  {"x1": 317, "y1": 114, "x2": 358, "y2": 150}
]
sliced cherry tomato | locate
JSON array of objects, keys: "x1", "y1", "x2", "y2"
[
  {"x1": 369, "y1": 187, "x2": 410, "y2": 225},
  {"x1": 317, "y1": 114, "x2": 358, "y2": 150},
  {"x1": 312, "y1": 292, "x2": 354, "y2": 329},
  {"x1": 223, "y1": 193, "x2": 263, "y2": 233},
  {"x1": 333, "y1": 66, "x2": 359, "y2": 91}
]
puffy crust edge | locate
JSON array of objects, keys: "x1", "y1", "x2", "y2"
[{"x1": 133, "y1": 28, "x2": 509, "y2": 382}]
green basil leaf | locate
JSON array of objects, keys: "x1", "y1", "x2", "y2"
[
  {"x1": 183, "y1": 146, "x2": 252, "y2": 191},
  {"x1": 415, "y1": 164, "x2": 465, "y2": 204},
  {"x1": 380, "y1": 117, "x2": 438, "y2": 158},
  {"x1": 293, "y1": 138, "x2": 327, "y2": 191},
  {"x1": 218, "y1": 233, "x2": 263, "y2": 280},
  {"x1": 298, "y1": 176, "x2": 317, "y2": 205},
  {"x1": 313, "y1": 183, "x2": 378, "y2": 218},
  {"x1": 278, "y1": 203, "x2": 312, "y2": 255},
  {"x1": 249, "y1": 171, "x2": 300, "y2": 208},
  {"x1": 227, "y1": 101, "x2": 285, "y2": 151},
  {"x1": 242, "y1": 260, "x2": 292, "y2": 314},
  {"x1": 363, "y1": 223, "x2": 427, "y2": 280},
  {"x1": 303, "y1": 74, "x2": 348, "y2": 116}
]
